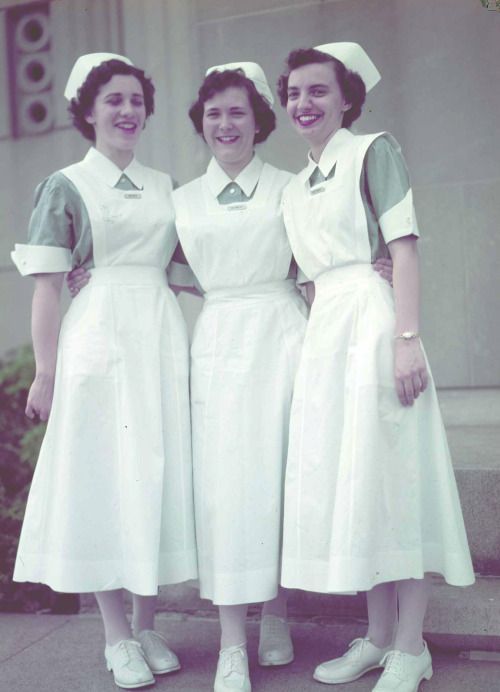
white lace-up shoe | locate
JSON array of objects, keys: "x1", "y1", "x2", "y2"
[
  {"x1": 136, "y1": 630, "x2": 180, "y2": 674},
  {"x1": 258, "y1": 615, "x2": 294, "y2": 666},
  {"x1": 314, "y1": 637, "x2": 391, "y2": 684},
  {"x1": 214, "y1": 643, "x2": 251, "y2": 691},
  {"x1": 104, "y1": 639, "x2": 155, "y2": 689},
  {"x1": 372, "y1": 642, "x2": 433, "y2": 691}
]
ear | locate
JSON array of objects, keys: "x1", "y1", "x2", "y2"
[
  {"x1": 84, "y1": 110, "x2": 96, "y2": 125},
  {"x1": 342, "y1": 102, "x2": 352, "y2": 112}
]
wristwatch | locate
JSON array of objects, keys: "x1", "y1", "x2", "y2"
[{"x1": 394, "y1": 331, "x2": 420, "y2": 341}]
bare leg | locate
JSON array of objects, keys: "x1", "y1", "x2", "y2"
[
  {"x1": 132, "y1": 594, "x2": 157, "y2": 635},
  {"x1": 366, "y1": 582, "x2": 398, "y2": 648},
  {"x1": 219, "y1": 604, "x2": 248, "y2": 649},
  {"x1": 95, "y1": 590, "x2": 132, "y2": 645},
  {"x1": 261, "y1": 586, "x2": 287, "y2": 618},
  {"x1": 393, "y1": 576, "x2": 431, "y2": 655}
]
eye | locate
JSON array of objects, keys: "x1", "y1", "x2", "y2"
[
  {"x1": 311, "y1": 88, "x2": 327, "y2": 97},
  {"x1": 106, "y1": 96, "x2": 122, "y2": 106},
  {"x1": 287, "y1": 90, "x2": 299, "y2": 101},
  {"x1": 131, "y1": 97, "x2": 144, "y2": 107}
]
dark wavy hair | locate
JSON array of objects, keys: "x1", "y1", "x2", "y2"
[
  {"x1": 188, "y1": 69, "x2": 276, "y2": 144},
  {"x1": 277, "y1": 48, "x2": 366, "y2": 128},
  {"x1": 68, "y1": 59, "x2": 155, "y2": 141}
]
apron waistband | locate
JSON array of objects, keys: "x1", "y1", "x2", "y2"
[
  {"x1": 315, "y1": 263, "x2": 382, "y2": 293},
  {"x1": 89, "y1": 265, "x2": 167, "y2": 286},
  {"x1": 204, "y1": 279, "x2": 298, "y2": 304}
]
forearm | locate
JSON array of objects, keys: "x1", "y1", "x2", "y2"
[
  {"x1": 389, "y1": 236, "x2": 420, "y2": 334},
  {"x1": 31, "y1": 273, "x2": 64, "y2": 377}
]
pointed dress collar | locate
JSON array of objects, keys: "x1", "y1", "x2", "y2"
[
  {"x1": 204, "y1": 154, "x2": 264, "y2": 198},
  {"x1": 83, "y1": 147, "x2": 145, "y2": 190},
  {"x1": 297, "y1": 127, "x2": 354, "y2": 184}
]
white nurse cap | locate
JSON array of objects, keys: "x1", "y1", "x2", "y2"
[
  {"x1": 205, "y1": 61, "x2": 274, "y2": 106},
  {"x1": 314, "y1": 42, "x2": 380, "y2": 92},
  {"x1": 64, "y1": 52, "x2": 134, "y2": 101}
]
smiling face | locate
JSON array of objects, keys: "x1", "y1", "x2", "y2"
[
  {"x1": 85, "y1": 74, "x2": 146, "y2": 167},
  {"x1": 202, "y1": 86, "x2": 257, "y2": 178},
  {"x1": 286, "y1": 62, "x2": 350, "y2": 161}
]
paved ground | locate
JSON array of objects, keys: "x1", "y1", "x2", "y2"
[{"x1": 1, "y1": 612, "x2": 500, "y2": 692}]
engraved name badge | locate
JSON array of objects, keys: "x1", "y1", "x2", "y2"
[{"x1": 124, "y1": 192, "x2": 142, "y2": 199}]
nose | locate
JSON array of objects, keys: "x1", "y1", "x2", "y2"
[
  {"x1": 119, "y1": 99, "x2": 134, "y2": 116},
  {"x1": 218, "y1": 113, "x2": 233, "y2": 131},
  {"x1": 296, "y1": 91, "x2": 312, "y2": 110}
]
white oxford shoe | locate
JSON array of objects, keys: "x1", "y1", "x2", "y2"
[
  {"x1": 372, "y1": 642, "x2": 433, "y2": 691},
  {"x1": 314, "y1": 637, "x2": 392, "y2": 684},
  {"x1": 104, "y1": 639, "x2": 155, "y2": 689},
  {"x1": 136, "y1": 630, "x2": 180, "y2": 674},
  {"x1": 214, "y1": 643, "x2": 251, "y2": 691},
  {"x1": 258, "y1": 615, "x2": 294, "y2": 666}
]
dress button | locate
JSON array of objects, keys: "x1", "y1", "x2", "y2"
[{"x1": 229, "y1": 187, "x2": 236, "y2": 194}]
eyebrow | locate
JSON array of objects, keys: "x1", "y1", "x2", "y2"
[
  {"x1": 288, "y1": 83, "x2": 329, "y2": 90},
  {"x1": 104, "y1": 92, "x2": 144, "y2": 98}
]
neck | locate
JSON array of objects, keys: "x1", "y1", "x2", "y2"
[{"x1": 217, "y1": 152, "x2": 254, "y2": 180}]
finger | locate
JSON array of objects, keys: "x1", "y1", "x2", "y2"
[
  {"x1": 396, "y1": 379, "x2": 407, "y2": 406},
  {"x1": 402, "y1": 377, "x2": 415, "y2": 406},
  {"x1": 420, "y1": 367, "x2": 429, "y2": 391},
  {"x1": 412, "y1": 374, "x2": 423, "y2": 399},
  {"x1": 25, "y1": 402, "x2": 35, "y2": 419}
]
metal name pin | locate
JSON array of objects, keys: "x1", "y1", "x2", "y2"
[
  {"x1": 227, "y1": 204, "x2": 247, "y2": 211},
  {"x1": 124, "y1": 193, "x2": 142, "y2": 199},
  {"x1": 310, "y1": 187, "x2": 325, "y2": 195}
]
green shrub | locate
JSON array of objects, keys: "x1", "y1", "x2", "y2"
[{"x1": 0, "y1": 344, "x2": 52, "y2": 612}]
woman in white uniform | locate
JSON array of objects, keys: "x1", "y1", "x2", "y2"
[
  {"x1": 278, "y1": 44, "x2": 474, "y2": 692},
  {"x1": 11, "y1": 54, "x2": 197, "y2": 690},
  {"x1": 173, "y1": 63, "x2": 307, "y2": 692}
]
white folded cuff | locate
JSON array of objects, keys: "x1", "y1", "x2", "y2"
[
  {"x1": 379, "y1": 189, "x2": 420, "y2": 244},
  {"x1": 11, "y1": 244, "x2": 72, "y2": 276}
]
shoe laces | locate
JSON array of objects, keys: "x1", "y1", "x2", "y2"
[
  {"x1": 380, "y1": 650, "x2": 405, "y2": 680},
  {"x1": 115, "y1": 640, "x2": 146, "y2": 670},
  {"x1": 220, "y1": 645, "x2": 246, "y2": 679},
  {"x1": 344, "y1": 637, "x2": 369, "y2": 660}
]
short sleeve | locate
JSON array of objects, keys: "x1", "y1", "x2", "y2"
[
  {"x1": 11, "y1": 171, "x2": 93, "y2": 276},
  {"x1": 363, "y1": 134, "x2": 420, "y2": 244},
  {"x1": 11, "y1": 172, "x2": 76, "y2": 275}
]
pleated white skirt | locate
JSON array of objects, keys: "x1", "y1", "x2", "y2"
[
  {"x1": 281, "y1": 264, "x2": 474, "y2": 593},
  {"x1": 14, "y1": 265, "x2": 197, "y2": 594}
]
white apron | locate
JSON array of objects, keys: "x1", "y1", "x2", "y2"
[
  {"x1": 174, "y1": 163, "x2": 308, "y2": 605},
  {"x1": 14, "y1": 156, "x2": 197, "y2": 595},
  {"x1": 281, "y1": 133, "x2": 474, "y2": 593}
]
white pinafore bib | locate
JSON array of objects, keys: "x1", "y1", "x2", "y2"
[
  {"x1": 14, "y1": 151, "x2": 197, "y2": 594},
  {"x1": 173, "y1": 160, "x2": 308, "y2": 605},
  {"x1": 281, "y1": 131, "x2": 474, "y2": 593}
]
